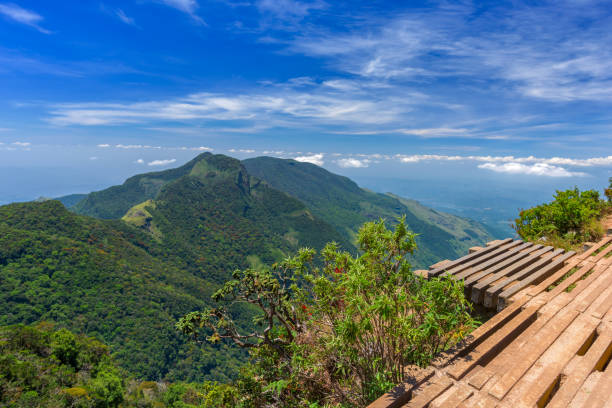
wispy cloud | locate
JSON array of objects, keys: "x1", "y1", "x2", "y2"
[
  {"x1": 115, "y1": 9, "x2": 137, "y2": 26},
  {"x1": 477, "y1": 162, "x2": 587, "y2": 177},
  {"x1": 399, "y1": 128, "x2": 468, "y2": 138},
  {"x1": 256, "y1": 0, "x2": 326, "y2": 26},
  {"x1": 393, "y1": 154, "x2": 612, "y2": 168},
  {"x1": 294, "y1": 153, "x2": 324, "y2": 166},
  {"x1": 0, "y1": 3, "x2": 50, "y2": 34},
  {"x1": 48, "y1": 88, "x2": 404, "y2": 127},
  {"x1": 148, "y1": 158, "x2": 176, "y2": 166},
  {"x1": 135, "y1": 158, "x2": 144, "y2": 164},
  {"x1": 287, "y1": 2, "x2": 612, "y2": 102},
  {"x1": 159, "y1": 0, "x2": 205, "y2": 24}
]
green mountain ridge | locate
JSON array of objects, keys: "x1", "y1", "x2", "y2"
[
  {"x1": 242, "y1": 156, "x2": 495, "y2": 267},
  {"x1": 0, "y1": 153, "x2": 352, "y2": 382},
  {"x1": 0, "y1": 153, "x2": 496, "y2": 383}
]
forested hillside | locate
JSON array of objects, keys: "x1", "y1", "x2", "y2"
[
  {"x1": 243, "y1": 157, "x2": 495, "y2": 267},
  {"x1": 0, "y1": 200, "x2": 245, "y2": 381},
  {"x1": 1, "y1": 154, "x2": 349, "y2": 382}
]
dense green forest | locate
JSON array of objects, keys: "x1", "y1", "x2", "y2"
[
  {"x1": 0, "y1": 324, "x2": 235, "y2": 407},
  {"x1": 0, "y1": 200, "x2": 246, "y2": 382},
  {"x1": 1, "y1": 153, "x2": 495, "y2": 388},
  {"x1": 1, "y1": 154, "x2": 351, "y2": 382}
]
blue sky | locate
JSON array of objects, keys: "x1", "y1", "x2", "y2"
[{"x1": 0, "y1": 0, "x2": 610, "y2": 211}]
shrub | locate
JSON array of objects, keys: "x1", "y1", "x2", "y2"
[
  {"x1": 513, "y1": 187, "x2": 608, "y2": 249},
  {"x1": 178, "y1": 218, "x2": 475, "y2": 407}
]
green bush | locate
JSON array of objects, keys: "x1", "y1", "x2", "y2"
[
  {"x1": 178, "y1": 217, "x2": 475, "y2": 407},
  {"x1": 513, "y1": 187, "x2": 608, "y2": 249}
]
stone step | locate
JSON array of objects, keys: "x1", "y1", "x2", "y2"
[
  {"x1": 432, "y1": 295, "x2": 533, "y2": 369},
  {"x1": 456, "y1": 393, "x2": 499, "y2": 408},
  {"x1": 431, "y1": 382, "x2": 473, "y2": 408},
  {"x1": 568, "y1": 371, "x2": 601, "y2": 407},
  {"x1": 535, "y1": 260, "x2": 594, "y2": 298},
  {"x1": 576, "y1": 236, "x2": 612, "y2": 259},
  {"x1": 403, "y1": 376, "x2": 454, "y2": 408},
  {"x1": 449, "y1": 242, "x2": 534, "y2": 281},
  {"x1": 580, "y1": 357, "x2": 612, "y2": 408},
  {"x1": 590, "y1": 241, "x2": 612, "y2": 262},
  {"x1": 546, "y1": 323, "x2": 612, "y2": 408},
  {"x1": 445, "y1": 306, "x2": 539, "y2": 380},
  {"x1": 483, "y1": 249, "x2": 564, "y2": 308},
  {"x1": 464, "y1": 295, "x2": 566, "y2": 390},
  {"x1": 442, "y1": 241, "x2": 524, "y2": 278},
  {"x1": 486, "y1": 309, "x2": 581, "y2": 400},
  {"x1": 469, "y1": 245, "x2": 552, "y2": 304},
  {"x1": 497, "y1": 251, "x2": 576, "y2": 310},
  {"x1": 508, "y1": 315, "x2": 600, "y2": 407},
  {"x1": 428, "y1": 239, "x2": 513, "y2": 277},
  {"x1": 368, "y1": 368, "x2": 435, "y2": 408},
  {"x1": 573, "y1": 264, "x2": 612, "y2": 313},
  {"x1": 586, "y1": 279, "x2": 612, "y2": 319}
]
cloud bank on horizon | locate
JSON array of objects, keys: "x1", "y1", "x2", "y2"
[{"x1": 0, "y1": 0, "x2": 610, "y2": 180}]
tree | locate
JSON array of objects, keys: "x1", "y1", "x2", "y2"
[{"x1": 178, "y1": 218, "x2": 475, "y2": 407}]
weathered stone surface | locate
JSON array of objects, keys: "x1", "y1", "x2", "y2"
[
  {"x1": 431, "y1": 382, "x2": 473, "y2": 408},
  {"x1": 403, "y1": 376, "x2": 453, "y2": 408},
  {"x1": 446, "y1": 306, "x2": 539, "y2": 380},
  {"x1": 369, "y1": 235, "x2": 612, "y2": 408},
  {"x1": 486, "y1": 309, "x2": 581, "y2": 400},
  {"x1": 546, "y1": 324, "x2": 612, "y2": 408}
]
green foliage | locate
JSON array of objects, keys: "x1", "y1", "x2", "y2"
[
  {"x1": 178, "y1": 218, "x2": 476, "y2": 407},
  {"x1": 0, "y1": 324, "x2": 239, "y2": 408},
  {"x1": 0, "y1": 200, "x2": 246, "y2": 382},
  {"x1": 513, "y1": 187, "x2": 608, "y2": 249},
  {"x1": 0, "y1": 154, "x2": 352, "y2": 382},
  {"x1": 0, "y1": 323, "x2": 124, "y2": 407},
  {"x1": 243, "y1": 156, "x2": 495, "y2": 268}
]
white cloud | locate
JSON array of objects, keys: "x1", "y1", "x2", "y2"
[
  {"x1": 116, "y1": 144, "x2": 143, "y2": 149},
  {"x1": 399, "y1": 128, "x2": 468, "y2": 138},
  {"x1": 48, "y1": 89, "x2": 402, "y2": 127},
  {"x1": 114, "y1": 144, "x2": 161, "y2": 149},
  {"x1": 12, "y1": 141, "x2": 30, "y2": 146},
  {"x1": 148, "y1": 159, "x2": 176, "y2": 166},
  {"x1": 336, "y1": 158, "x2": 370, "y2": 168},
  {"x1": 477, "y1": 162, "x2": 587, "y2": 177},
  {"x1": 394, "y1": 154, "x2": 612, "y2": 168},
  {"x1": 159, "y1": 0, "x2": 205, "y2": 24},
  {"x1": 287, "y1": 3, "x2": 612, "y2": 102},
  {"x1": 97, "y1": 143, "x2": 111, "y2": 148},
  {"x1": 0, "y1": 3, "x2": 50, "y2": 34},
  {"x1": 89, "y1": 156, "x2": 98, "y2": 160},
  {"x1": 294, "y1": 153, "x2": 324, "y2": 166},
  {"x1": 115, "y1": 9, "x2": 136, "y2": 26},
  {"x1": 192, "y1": 146, "x2": 213, "y2": 151},
  {"x1": 135, "y1": 158, "x2": 145, "y2": 164}
]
